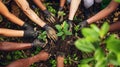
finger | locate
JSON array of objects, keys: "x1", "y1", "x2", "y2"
[
  {"x1": 46, "y1": 18, "x2": 52, "y2": 23},
  {"x1": 49, "y1": 17, "x2": 54, "y2": 23},
  {"x1": 51, "y1": 16, "x2": 56, "y2": 23}
]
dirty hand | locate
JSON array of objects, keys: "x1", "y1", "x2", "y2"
[
  {"x1": 43, "y1": 24, "x2": 58, "y2": 41},
  {"x1": 32, "y1": 39, "x2": 48, "y2": 48},
  {"x1": 57, "y1": 7, "x2": 65, "y2": 22},
  {"x1": 24, "y1": 30, "x2": 39, "y2": 38},
  {"x1": 67, "y1": 20, "x2": 73, "y2": 32},
  {"x1": 78, "y1": 20, "x2": 88, "y2": 29},
  {"x1": 43, "y1": 10, "x2": 56, "y2": 23}
]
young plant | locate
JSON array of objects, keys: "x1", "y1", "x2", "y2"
[
  {"x1": 55, "y1": 21, "x2": 72, "y2": 40},
  {"x1": 37, "y1": 31, "x2": 47, "y2": 42},
  {"x1": 75, "y1": 22, "x2": 120, "y2": 67}
]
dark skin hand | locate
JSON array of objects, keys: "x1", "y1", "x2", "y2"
[
  {"x1": 43, "y1": 25, "x2": 58, "y2": 41},
  {"x1": 43, "y1": 10, "x2": 56, "y2": 23}
]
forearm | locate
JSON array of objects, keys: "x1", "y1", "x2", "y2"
[
  {"x1": 68, "y1": 0, "x2": 81, "y2": 20},
  {"x1": 0, "y1": 28, "x2": 24, "y2": 37},
  {"x1": 60, "y1": 0, "x2": 66, "y2": 8},
  {"x1": 109, "y1": 21, "x2": 120, "y2": 32},
  {"x1": 0, "y1": 1, "x2": 24, "y2": 26},
  {"x1": 87, "y1": 0, "x2": 119, "y2": 24},
  {"x1": 15, "y1": 0, "x2": 46, "y2": 27},
  {"x1": 0, "y1": 42, "x2": 31, "y2": 51},
  {"x1": 6, "y1": 51, "x2": 49, "y2": 67},
  {"x1": 33, "y1": 0, "x2": 46, "y2": 11},
  {"x1": 57, "y1": 56, "x2": 64, "y2": 67}
]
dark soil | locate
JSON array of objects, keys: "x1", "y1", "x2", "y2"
[{"x1": 0, "y1": 0, "x2": 120, "y2": 67}]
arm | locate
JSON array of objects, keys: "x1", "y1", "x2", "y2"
[
  {"x1": 60, "y1": 0, "x2": 66, "y2": 8},
  {"x1": 0, "y1": 28, "x2": 24, "y2": 37},
  {"x1": 109, "y1": 21, "x2": 120, "y2": 32},
  {"x1": 0, "y1": 28, "x2": 38, "y2": 38},
  {"x1": 6, "y1": 51, "x2": 49, "y2": 67},
  {"x1": 0, "y1": 42, "x2": 31, "y2": 51},
  {"x1": 14, "y1": 0, "x2": 46, "y2": 27},
  {"x1": 68, "y1": 0, "x2": 81, "y2": 20},
  {"x1": 33, "y1": 0, "x2": 46, "y2": 11},
  {"x1": 87, "y1": 0, "x2": 119, "y2": 24},
  {"x1": 0, "y1": 1, "x2": 24, "y2": 26},
  {"x1": 15, "y1": 0, "x2": 58, "y2": 41}
]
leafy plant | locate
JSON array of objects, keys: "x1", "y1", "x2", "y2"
[
  {"x1": 75, "y1": 22, "x2": 120, "y2": 67},
  {"x1": 49, "y1": 58, "x2": 56, "y2": 67},
  {"x1": 38, "y1": 31, "x2": 47, "y2": 41},
  {"x1": 55, "y1": 21, "x2": 72, "y2": 40}
]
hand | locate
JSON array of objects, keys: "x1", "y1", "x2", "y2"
[
  {"x1": 67, "y1": 20, "x2": 73, "y2": 32},
  {"x1": 24, "y1": 30, "x2": 39, "y2": 38},
  {"x1": 22, "y1": 23, "x2": 34, "y2": 31},
  {"x1": 57, "y1": 7, "x2": 65, "y2": 22},
  {"x1": 43, "y1": 10, "x2": 56, "y2": 23},
  {"x1": 32, "y1": 39, "x2": 47, "y2": 48},
  {"x1": 78, "y1": 20, "x2": 88, "y2": 29},
  {"x1": 43, "y1": 24, "x2": 58, "y2": 41}
]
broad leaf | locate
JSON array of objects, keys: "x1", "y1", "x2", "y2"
[
  {"x1": 78, "y1": 64, "x2": 90, "y2": 67},
  {"x1": 82, "y1": 28, "x2": 99, "y2": 42},
  {"x1": 106, "y1": 35, "x2": 120, "y2": 53},
  {"x1": 90, "y1": 24, "x2": 100, "y2": 33},
  {"x1": 55, "y1": 25, "x2": 62, "y2": 32},
  {"x1": 75, "y1": 39, "x2": 95, "y2": 52},
  {"x1": 94, "y1": 48, "x2": 105, "y2": 61},
  {"x1": 80, "y1": 58, "x2": 94, "y2": 64},
  {"x1": 57, "y1": 32, "x2": 63, "y2": 36},
  {"x1": 100, "y1": 22, "x2": 109, "y2": 38},
  {"x1": 95, "y1": 58, "x2": 107, "y2": 67}
]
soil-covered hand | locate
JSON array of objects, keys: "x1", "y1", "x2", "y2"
[
  {"x1": 24, "y1": 30, "x2": 39, "y2": 38},
  {"x1": 22, "y1": 23, "x2": 34, "y2": 31},
  {"x1": 78, "y1": 20, "x2": 88, "y2": 29},
  {"x1": 67, "y1": 20, "x2": 73, "y2": 32},
  {"x1": 43, "y1": 10, "x2": 56, "y2": 23},
  {"x1": 43, "y1": 24, "x2": 58, "y2": 41},
  {"x1": 32, "y1": 39, "x2": 47, "y2": 48}
]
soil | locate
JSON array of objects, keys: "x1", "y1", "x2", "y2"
[{"x1": 0, "y1": 0, "x2": 120, "y2": 67}]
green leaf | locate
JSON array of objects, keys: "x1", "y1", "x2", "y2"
[
  {"x1": 64, "y1": 31, "x2": 72, "y2": 35},
  {"x1": 55, "y1": 25, "x2": 62, "y2": 32},
  {"x1": 108, "y1": 52, "x2": 119, "y2": 65},
  {"x1": 90, "y1": 24, "x2": 100, "y2": 33},
  {"x1": 94, "y1": 48, "x2": 105, "y2": 61},
  {"x1": 78, "y1": 64, "x2": 90, "y2": 67},
  {"x1": 106, "y1": 35, "x2": 120, "y2": 53},
  {"x1": 95, "y1": 58, "x2": 107, "y2": 67},
  {"x1": 62, "y1": 21, "x2": 69, "y2": 31},
  {"x1": 100, "y1": 22, "x2": 109, "y2": 38},
  {"x1": 116, "y1": 53, "x2": 120, "y2": 64},
  {"x1": 62, "y1": 35, "x2": 66, "y2": 40},
  {"x1": 82, "y1": 28, "x2": 99, "y2": 42},
  {"x1": 75, "y1": 38, "x2": 95, "y2": 52},
  {"x1": 57, "y1": 32, "x2": 63, "y2": 36},
  {"x1": 80, "y1": 58, "x2": 94, "y2": 64}
]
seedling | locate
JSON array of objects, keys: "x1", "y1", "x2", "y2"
[
  {"x1": 55, "y1": 21, "x2": 72, "y2": 40},
  {"x1": 38, "y1": 31, "x2": 47, "y2": 41}
]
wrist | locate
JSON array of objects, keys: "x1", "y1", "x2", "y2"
[
  {"x1": 43, "y1": 24, "x2": 49, "y2": 29},
  {"x1": 43, "y1": 9, "x2": 50, "y2": 15},
  {"x1": 59, "y1": 7, "x2": 63, "y2": 11}
]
